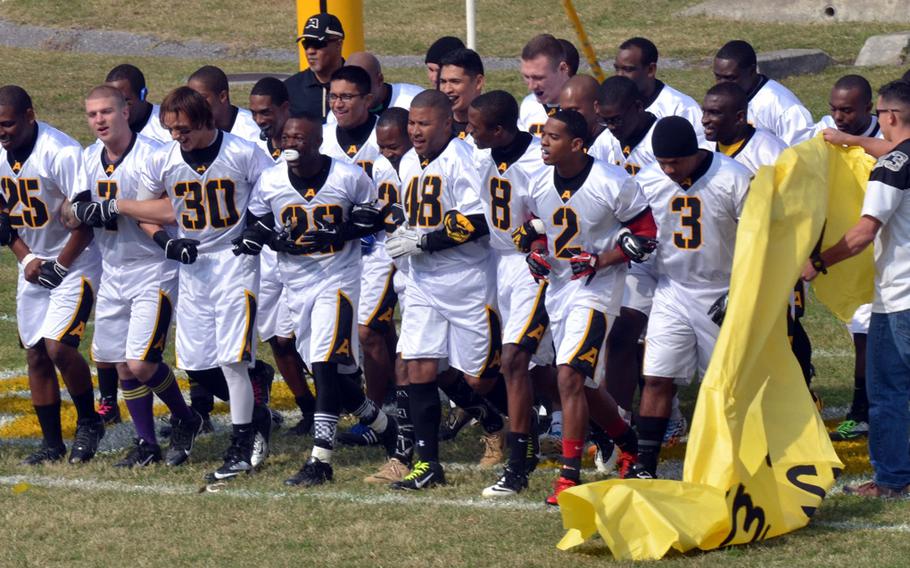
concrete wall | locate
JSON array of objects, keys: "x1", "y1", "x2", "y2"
[{"x1": 682, "y1": 0, "x2": 910, "y2": 24}]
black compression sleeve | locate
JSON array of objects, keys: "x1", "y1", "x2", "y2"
[{"x1": 421, "y1": 213, "x2": 488, "y2": 253}]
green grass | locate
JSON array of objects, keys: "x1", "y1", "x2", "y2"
[{"x1": 0, "y1": 4, "x2": 908, "y2": 566}]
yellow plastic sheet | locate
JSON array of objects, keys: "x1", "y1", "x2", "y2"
[{"x1": 557, "y1": 136, "x2": 865, "y2": 560}]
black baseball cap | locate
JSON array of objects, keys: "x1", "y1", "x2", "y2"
[{"x1": 297, "y1": 13, "x2": 345, "y2": 43}]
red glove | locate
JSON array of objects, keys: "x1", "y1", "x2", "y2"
[
  {"x1": 569, "y1": 251, "x2": 597, "y2": 282},
  {"x1": 526, "y1": 250, "x2": 551, "y2": 282}
]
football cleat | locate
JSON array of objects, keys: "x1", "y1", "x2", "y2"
[
  {"x1": 251, "y1": 404, "x2": 272, "y2": 468},
  {"x1": 479, "y1": 428, "x2": 505, "y2": 468},
  {"x1": 286, "y1": 414, "x2": 314, "y2": 436},
  {"x1": 115, "y1": 438, "x2": 162, "y2": 468},
  {"x1": 545, "y1": 476, "x2": 579, "y2": 507},
  {"x1": 626, "y1": 462, "x2": 656, "y2": 480},
  {"x1": 97, "y1": 395, "x2": 121, "y2": 425},
  {"x1": 337, "y1": 423, "x2": 382, "y2": 446},
  {"x1": 843, "y1": 480, "x2": 909, "y2": 498},
  {"x1": 482, "y1": 467, "x2": 528, "y2": 497},
  {"x1": 21, "y1": 443, "x2": 66, "y2": 466},
  {"x1": 616, "y1": 450, "x2": 637, "y2": 479},
  {"x1": 593, "y1": 439, "x2": 617, "y2": 474},
  {"x1": 439, "y1": 407, "x2": 473, "y2": 441},
  {"x1": 165, "y1": 411, "x2": 204, "y2": 467},
  {"x1": 662, "y1": 415, "x2": 688, "y2": 448},
  {"x1": 69, "y1": 417, "x2": 105, "y2": 464},
  {"x1": 205, "y1": 434, "x2": 253, "y2": 482},
  {"x1": 830, "y1": 419, "x2": 869, "y2": 441},
  {"x1": 364, "y1": 457, "x2": 410, "y2": 484},
  {"x1": 270, "y1": 408, "x2": 285, "y2": 430},
  {"x1": 285, "y1": 456, "x2": 333, "y2": 487},
  {"x1": 390, "y1": 460, "x2": 445, "y2": 490}
]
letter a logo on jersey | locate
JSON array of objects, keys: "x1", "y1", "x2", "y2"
[
  {"x1": 335, "y1": 339, "x2": 351, "y2": 357},
  {"x1": 526, "y1": 323, "x2": 545, "y2": 340},
  {"x1": 70, "y1": 322, "x2": 86, "y2": 339},
  {"x1": 577, "y1": 346, "x2": 598, "y2": 366},
  {"x1": 303, "y1": 188, "x2": 317, "y2": 201}
]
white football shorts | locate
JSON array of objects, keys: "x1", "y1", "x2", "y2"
[
  {"x1": 257, "y1": 249, "x2": 294, "y2": 341},
  {"x1": 286, "y1": 271, "x2": 360, "y2": 369}
]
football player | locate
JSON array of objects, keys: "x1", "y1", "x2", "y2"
[
  {"x1": 248, "y1": 77, "x2": 317, "y2": 436},
  {"x1": 516, "y1": 109, "x2": 651, "y2": 505},
  {"x1": 239, "y1": 113, "x2": 396, "y2": 486},
  {"x1": 613, "y1": 37, "x2": 706, "y2": 145},
  {"x1": 558, "y1": 74, "x2": 610, "y2": 154},
  {"x1": 558, "y1": 39, "x2": 580, "y2": 77},
  {"x1": 76, "y1": 86, "x2": 203, "y2": 467},
  {"x1": 385, "y1": 90, "x2": 500, "y2": 489},
  {"x1": 519, "y1": 34, "x2": 571, "y2": 136},
  {"x1": 105, "y1": 63, "x2": 171, "y2": 144},
  {"x1": 424, "y1": 36, "x2": 466, "y2": 87},
  {"x1": 188, "y1": 65, "x2": 261, "y2": 142},
  {"x1": 438, "y1": 48, "x2": 485, "y2": 143},
  {"x1": 713, "y1": 40, "x2": 814, "y2": 146},
  {"x1": 628, "y1": 117, "x2": 752, "y2": 478},
  {"x1": 345, "y1": 51, "x2": 422, "y2": 117},
  {"x1": 113, "y1": 87, "x2": 273, "y2": 480},
  {"x1": 468, "y1": 90, "x2": 550, "y2": 496},
  {"x1": 0, "y1": 85, "x2": 104, "y2": 464}
]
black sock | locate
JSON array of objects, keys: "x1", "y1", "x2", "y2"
[
  {"x1": 395, "y1": 387, "x2": 414, "y2": 463},
  {"x1": 97, "y1": 366, "x2": 119, "y2": 400},
  {"x1": 70, "y1": 389, "x2": 98, "y2": 421},
  {"x1": 507, "y1": 431, "x2": 528, "y2": 473},
  {"x1": 440, "y1": 374, "x2": 503, "y2": 433},
  {"x1": 187, "y1": 368, "x2": 230, "y2": 401},
  {"x1": 337, "y1": 370, "x2": 369, "y2": 416},
  {"x1": 636, "y1": 416, "x2": 668, "y2": 475},
  {"x1": 612, "y1": 424, "x2": 638, "y2": 455},
  {"x1": 312, "y1": 362, "x2": 341, "y2": 454},
  {"x1": 850, "y1": 375, "x2": 868, "y2": 421},
  {"x1": 295, "y1": 394, "x2": 315, "y2": 415},
  {"x1": 483, "y1": 375, "x2": 510, "y2": 417},
  {"x1": 408, "y1": 382, "x2": 441, "y2": 463},
  {"x1": 34, "y1": 401, "x2": 63, "y2": 449}
]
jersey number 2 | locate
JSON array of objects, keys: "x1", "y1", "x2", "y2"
[{"x1": 552, "y1": 206, "x2": 581, "y2": 259}]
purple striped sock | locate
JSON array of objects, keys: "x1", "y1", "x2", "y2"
[
  {"x1": 121, "y1": 378, "x2": 156, "y2": 445},
  {"x1": 146, "y1": 364, "x2": 191, "y2": 421}
]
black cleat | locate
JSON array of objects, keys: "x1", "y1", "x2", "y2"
[
  {"x1": 439, "y1": 407, "x2": 473, "y2": 441},
  {"x1": 205, "y1": 434, "x2": 253, "y2": 482},
  {"x1": 115, "y1": 438, "x2": 161, "y2": 468},
  {"x1": 165, "y1": 411, "x2": 204, "y2": 467},
  {"x1": 390, "y1": 460, "x2": 445, "y2": 490},
  {"x1": 627, "y1": 462, "x2": 657, "y2": 480},
  {"x1": 337, "y1": 423, "x2": 382, "y2": 446},
  {"x1": 21, "y1": 443, "x2": 66, "y2": 465},
  {"x1": 251, "y1": 404, "x2": 272, "y2": 468},
  {"x1": 285, "y1": 456, "x2": 333, "y2": 486},
  {"x1": 250, "y1": 360, "x2": 275, "y2": 405},
  {"x1": 286, "y1": 414, "x2": 314, "y2": 436},
  {"x1": 482, "y1": 467, "x2": 529, "y2": 497},
  {"x1": 69, "y1": 417, "x2": 105, "y2": 464},
  {"x1": 270, "y1": 408, "x2": 284, "y2": 430},
  {"x1": 97, "y1": 395, "x2": 121, "y2": 425}
]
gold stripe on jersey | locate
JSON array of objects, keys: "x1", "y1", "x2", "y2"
[
  {"x1": 479, "y1": 305, "x2": 503, "y2": 379},
  {"x1": 567, "y1": 310, "x2": 607, "y2": 378},
  {"x1": 363, "y1": 265, "x2": 398, "y2": 333},
  {"x1": 326, "y1": 291, "x2": 355, "y2": 365},
  {"x1": 140, "y1": 290, "x2": 174, "y2": 362},
  {"x1": 516, "y1": 281, "x2": 549, "y2": 353},
  {"x1": 718, "y1": 138, "x2": 747, "y2": 158},
  {"x1": 56, "y1": 277, "x2": 95, "y2": 348},
  {"x1": 237, "y1": 290, "x2": 257, "y2": 363}
]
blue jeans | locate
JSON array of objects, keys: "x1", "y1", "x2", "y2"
[{"x1": 867, "y1": 310, "x2": 910, "y2": 491}]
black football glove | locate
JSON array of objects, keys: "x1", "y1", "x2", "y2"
[
  {"x1": 37, "y1": 260, "x2": 69, "y2": 289},
  {"x1": 511, "y1": 218, "x2": 546, "y2": 253},
  {"x1": 297, "y1": 218, "x2": 342, "y2": 252},
  {"x1": 708, "y1": 292, "x2": 729, "y2": 327},
  {"x1": 71, "y1": 201, "x2": 104, "y2": 227},
  {"x1": 231, "y1": 219, "x2": 275, "y2": 256},
  {"x1": 350, "y1": 200, "x2": 383, "y2": 231},
  {"x1": 153, "y1": 230, "x2": 199, "y2": 264},
  {"x1": 526, "y1": 250, "x2": 551, "y2": 282},
  {"x1": 0, "y1": 211, "x2": 14, "y2": 246},
  {"x1": 618, "y1": 229, "x2": 658, "y2": 263}
]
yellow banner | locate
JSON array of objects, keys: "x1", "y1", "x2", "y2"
[{"x1": 557, "y1": 135, "x2": 854, "y2": 560}]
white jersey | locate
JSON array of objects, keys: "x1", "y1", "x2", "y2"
[
  {"x1": 529, "y1": 157, "x2": 649, "y2": 313},
  {"x1": 477, "y1": 133, "x2": 547, "y2": 253},
  {"x1": 596, "y1": 117, "x2": 658, "y2": 176},
  {"x1": 0, "y1": 121, "x2": 90, "y2": 258},
  {"x1": 84, "y1": 134, "x2": 165, "y2": 264},
  {"x1": 747, "y1": 76, "x2": 814, "y2": 146},
  {"x1": 137, "y1": 104, "x2": 172, "y2": 144},
  {"x1": 518, "y1": 93, "x2": 559, "y2": 137},
  {"x1": 397, "y1": 138, "x2": 489, "y2": 273},
  {"x1": 372, "y1": 154, "x2": 404, "y2": 245},
  {"x1": 812, "y1": 115, "x2": 883, "y2": 140},
  {"x1": 645, "y1": 81, "x2": 707, "y2": 147},
  {"x1": 636, "y1": 152, "x2": 752, "y2": 285},
  {"x1": 229, "y1": 106, "x2": 262, "y2": 143},
  {"x1": 248, "y1": 157, "x2": 373, "y2": 288},
  {"x1": 320, "y1": 119, "x2": 381, "y2": 179},
  {"x1": 715, "y1": 126, "x2": 787, "y2": 175},
  {"x1": 386, "y1": 82, "x2": 422, "y2": 111},
  {"x1": 860, "y1": 141, "x2": 910, "y2": 313},
  {"x1": 140, "y1": 130, "x2": 273, "y2": 252},
  {"x1": 255, "y1": 137, "x2": 283, "y2": 163}
]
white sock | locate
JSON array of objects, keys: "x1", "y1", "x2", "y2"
[{"x1": 221, "y1": 362, "x2": 254, "y2": 424}]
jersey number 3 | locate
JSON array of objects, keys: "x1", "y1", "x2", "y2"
[{"x1": 670, "y1": 195, "x2": 702, "y2": 249}]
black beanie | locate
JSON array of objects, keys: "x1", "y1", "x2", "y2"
[
  {"x1": 425, "y1": 36, "x2": 466, "y2": 64},
  {"x1": 652, "y1": 116, "x2": 699, "y2": 158}
]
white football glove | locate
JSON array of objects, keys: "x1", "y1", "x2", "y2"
[{"x1": 386, "y1": 226, "x2": 424, "y2": 259}]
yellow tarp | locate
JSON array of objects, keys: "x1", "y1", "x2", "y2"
[{"x1": 557, "y1": 135, "x2": 874, "y2": 560}]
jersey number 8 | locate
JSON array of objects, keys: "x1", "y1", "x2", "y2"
[
  {"x1": 405, "y1": 175, "x2": 442, "y2": 227},
  {"x1": 489, "y1": 178, "x2": 512, "y2": 231}
]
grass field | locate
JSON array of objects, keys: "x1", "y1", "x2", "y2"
[{"x1": 1, "y1": 1, "x2": 910, "y2": 566}]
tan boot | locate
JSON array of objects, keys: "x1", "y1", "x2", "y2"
[
  {"x1": 364, "y1": 457, "x2": 410, "y2": 483},
  {"x1": 479, "y1": 428, "x2": 505, "y2": 468}
]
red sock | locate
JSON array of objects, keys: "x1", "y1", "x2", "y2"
[{"x1": 603, "y1": 416, "x2": 629, "y2": 439}]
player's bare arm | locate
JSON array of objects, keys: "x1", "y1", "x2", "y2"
[
  {"x1": 822, "y1": 127, "x2": 894, "y2": 158},
  {"x1": 801, "y1": 215, "x2": 880, "y2": 281}
]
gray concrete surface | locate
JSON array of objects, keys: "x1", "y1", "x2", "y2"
[
  {"x1": 855, "y1": 32, "x2": 910, "y2": 67},
  {"x1": 683, "y1": 0, "x2": 910, "y2": 24},
  {"x1": 758, "y1": 49, "x2": 832, "y2": 79}
]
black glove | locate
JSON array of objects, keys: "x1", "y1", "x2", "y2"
[
  {"x1": 231, "y1": 219, "x2": 274, "y2": 256},
  {"x1": 511, "y1": 218, "x2": 546, "y2": 253},
  {"x1": 708, "y1": 292, "x2": 728, "y2": 326},
  {"x1": 269, "y1": 230, "x2": 322, "y2": 256},
  {"x1": 153, "y1": 230, "x2": 199, "y2": 264},
  {"x1": 526, "y1": 250, "x2": 551, "y2": 282},
  {"x1": 71, "y1": 201, "x2": 104, "y2": 227},
  {"x1": 37, "y1": 260, "x2": 69, "y2": 289},
  {"x1": 618, "y1": 229, "x2": 658, "y2": 263},
  {"x1": 297, "y1": 218, "x2": 342, "y2": 252},
  {"x1": 350, "y1": 201, "x2": 383, "y2": 230},
  {"x1": 0, "y1": 211, "x2": 14, "y2": 246}
]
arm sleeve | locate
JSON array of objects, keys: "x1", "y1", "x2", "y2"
[
  {"x1": 247, "y1": 176, "x2": 273, "y2": 221},
  {"x1": 779, "y1": 104, "x2": 814, "y2": 146},
  {"x1": 422, "y1": 212, "x2": 489, "y2": 252}
]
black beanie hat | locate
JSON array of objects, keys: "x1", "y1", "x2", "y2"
[
  {"x1": 425, "y1": 36, "x2": 466, "y2": 65},
  {"x1": 652, "y1": 116, "x2": 699, "y2": 158}
]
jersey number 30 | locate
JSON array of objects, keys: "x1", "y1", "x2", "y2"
[{"x1": 174, "y1": 179, "x2": 240, "y2": 230}]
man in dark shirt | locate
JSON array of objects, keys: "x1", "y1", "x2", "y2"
[{"x1": 285, "y1": 13, "x2": 345, "y2": 123}]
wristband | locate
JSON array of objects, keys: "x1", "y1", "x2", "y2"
[
  {"x1": 810, "y1": 254, "x2": 827, "y2": 275},
  {"x1": 20, "y1": 253, "x2": 37, "y2": 267}
]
